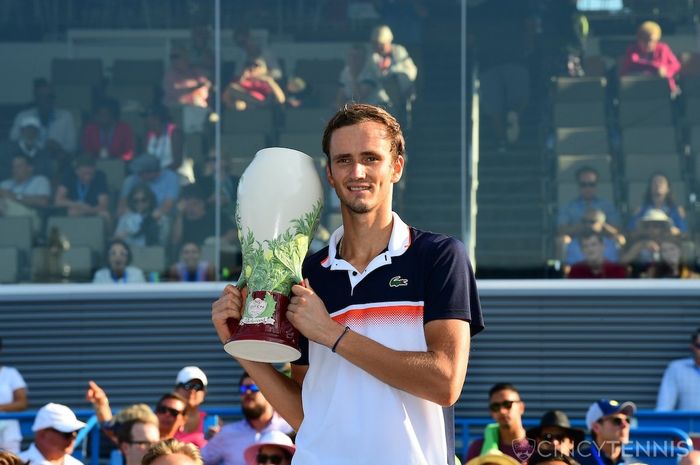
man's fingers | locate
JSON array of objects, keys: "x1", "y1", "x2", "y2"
[{"x1": 292, "y1": 284, "x2": 313, "y2": 296}]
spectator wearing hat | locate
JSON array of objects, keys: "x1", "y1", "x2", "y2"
[
  {"x1": 9, "y1": 79, "x2": 76, "y2": 158},
  {"x1": 92, "y1": 239, "x2": 146, "y2": 283},
  {"x1": 19, "y1": 403, "x2": 86, "y2": 465},
  {"x1": 526, "y1": 410, "x2": 585, "y2": 457},
  {"x1": 243, "y1": 430, "x2": 295, "y2": 465},
  {"x1": 568, "y1": 232, "x2": 627, "y2": 279},
  {"x1": 81, "y1": 99, "x2": 136, "y2": 162},
  {"x1": 656, "y1": 328, "x2": 700, "y2": 411},
  {"x1": 201, "y1": 372, "x2": 292, "y2": 465},
  {"x1": 1, "y1": 115, "x2": 53, "y2": 180},
  {"x1": 621, "y1": 208, "x2": 676, "y2": 276},
  {"x1": 628, "y1": 173, "x2": 686, "y2": 237},
  {"x1": 54, "y1": 155, "x2": 110, "y2": 221},
  {"x1": 621, "y1": 21, "x2": 681, "y2": 93},
  {"x1": 173, "y1": 366, "x2": 211, "y2": 448},
  {"x1": 143, "y1": 439, "x2": 203, "y2": 465},
  {"x1": 643, "y1": 236, "x2": 699, "y2": 279},
  {"x1": 118, "y1": 154, "x2": 180, "y2": 218},
  {"x1": 467, "y1": 451, "x2": 522, "y2": 465},
  {"x1": 573, "y1": 399, "x2": 636, "y2": 465},
  {"x1": 465, "y1": 383, "x2": 532, "y2": 464},
  {"x1": 169, "y1": 243, "x2": 215, "y2": 282}
]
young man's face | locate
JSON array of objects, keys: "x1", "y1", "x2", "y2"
[
  {"x1": 326, "y1": 121, "x2": 403, "y2": 217},
  {"x1": 577, "y1": 171, "x2": 598, "y2": 201},
  {"x1": 488, "y1": 389, "x2": 524, "y2": 429},
  {"x1": 592, "y1": 413, "x2": 631, "y2": 446},
  {"x1": 581, "y1": 236, "x2": 604, "y2": 265},
  {"x1": 120, "y1": 422, "x2": 159, "y2": 465}
]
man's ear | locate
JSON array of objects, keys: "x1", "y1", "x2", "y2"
[
  {"x1": 391, "y1": 155, "x2": 405, "y2": 183},
  {"x1": 326, "y1": 164, "x2": 335, "y2": 188}
]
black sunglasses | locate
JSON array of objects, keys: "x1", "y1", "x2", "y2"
[
  {"x1": 599, "y1": 416, "x2": 630, "y2": 427},
  {"x1": 541, "y1": 432, "x2": 569, "y2": 442},
  {"x1": 240, "y1": 384, "x2": 260, "y2": 395},
  {"x1": 257, "y1": 453, "x2": 284, "y2": 465},
  {"x1": 178, "y1": 381, "x2": 205, "y2": 392},
  {"x1": 49, "y1": 428, "x2": 77, "y2": 440},
  {"x1": 489, "y1": 400, "x2": 521, "y2": 412},
  {"x1": 155, "y1": 405, "x2": 183, "y2": 417}
]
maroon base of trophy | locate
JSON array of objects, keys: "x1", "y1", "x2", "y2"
[{"x1": 224, "y1": 291, "x2": 301, "y2": 363}]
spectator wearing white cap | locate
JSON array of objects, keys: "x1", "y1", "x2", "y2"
[
  {"x1": 174, "y1": 366, "x2": 211, "y2": 448},
  {"x1": 243, "y1": 430, "x2": 295, "y2": 465},
  {"x1": 19, "y1": 403, "x2": 86, "y2": 465},
  {"x1": 1, "y1": 115, "x2": 52, "y2": 180},
  {"x1": 573, "y1": 399, "x2": 636, "y2": 465}
]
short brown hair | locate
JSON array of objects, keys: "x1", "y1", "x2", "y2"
[
  {"x1": 142, "y1": 439, "x2": 202, "y2": 465},
  {"x1": 113, "y1": 403, "x2": 159, "y2": 445},
  {"x1": 322, "y1": 103, "x2": 405, "y2": 161},
  {"x1": 156, "y1": 392, "x2": 189, "y2": 415}
]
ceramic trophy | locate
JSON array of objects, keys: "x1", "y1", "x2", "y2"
[{"x1": 224, "y1": 147, "x2": 324, "y2": 362}]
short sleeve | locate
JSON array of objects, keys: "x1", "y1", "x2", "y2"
[
  {"x1": 423, "y1": 237, "x2": 484, "y2": 336},
  {"x1": 6, "y1": 367, "x2": 27, "y2": 391}
]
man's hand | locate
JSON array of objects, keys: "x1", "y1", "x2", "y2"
[
  {"x1": 288, "y1": 279, "x2": 343, "y2": 348},
  {"x1": 86, "y1": 380, "x2": 108, "y2": 408},
  {"x1": 211, "y1": 284, "x2": 245, "y2": 344}
]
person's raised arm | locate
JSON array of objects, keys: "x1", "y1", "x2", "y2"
[
  {"x1": 211, "y1": 284, "x2": 305, "y2": 429},
  {"x1": 85, "y1": 380, "x2": 113, "y2": 423}
]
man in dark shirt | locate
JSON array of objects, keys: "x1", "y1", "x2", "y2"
[{"x1": 54, "y1": 155, "x2": 110, "y2": 219}]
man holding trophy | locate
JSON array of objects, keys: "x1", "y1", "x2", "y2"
[{"x1": 212, "y1": 103, "x2": 484, "y2": 464}]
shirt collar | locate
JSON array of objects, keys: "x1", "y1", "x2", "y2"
[{"x1": 323, "y1": 212, "x2": 411, "y2": 269}]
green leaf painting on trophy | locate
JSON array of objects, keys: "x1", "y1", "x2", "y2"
[{"x1": 236, "y1": 198, "x2": 322, "y2": 326}]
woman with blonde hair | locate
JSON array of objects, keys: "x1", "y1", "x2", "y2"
[
  {"x1": 620, "y1": 20, "x2": 681, "y2": 92},
  {"x1": 142, "y1": 439, "x2": 202, "y2": 465}
]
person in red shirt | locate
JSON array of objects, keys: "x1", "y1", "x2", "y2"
[
  {"x1": 81, "y1": 99, "x2": 135, "y2": 161},
  {"x1": 620, "y1": 21, "x2": 681, "y2": 93},
  {"x1": 222, "y1": 58, "x2": 285, "y2": 111},
  {"x1": 568, "y1": 233, "x2": 628, "y2": 279}
]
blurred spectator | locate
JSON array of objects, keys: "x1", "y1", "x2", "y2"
[
  {"x1": 628, "y1": 173, "x2": 687, "y2": 236},
  {"x1": 201, "y1": 372, "x2": 293, "y2": 465},
  {"x1": 285, "y1": 76, "x2": 308, "y2": 108},
  {"x1": 643, "y1": 236, "x2": 699, "y2": 279},
  {"x1": 0, "y1": 154, "x2": 50, "y2": 233},
  {"x1": 337, "y1": 43, "x2": 389, "y2": 108},
  {"x1": 171, "y1": 184, "x2": 215, "y2": 247},
  {"x1": 54, "y1": 155, "x2": 110, "y2": 221},
  {"x1": 93, "y1": 239, "x2": 146, "y2": 283},
  {"x1": 81, "y1": 99, "x2": 135, "y2": 161},
  {"x1": 574, "y1": 399, "x2": 635, "y2": 465},
  {"x1": 466, "y1": 451, "x2": 521, "y2": 465},
  {"x1": 558, "y1": 167, "x2": 621, "y2": 256},
  {"x1": 118, "y1": 154, "x2": 180, "y2": 219},
  {"x1": 113, "y1": 406, "x2": 160, "y2": 465},
  {"x1": 0, "y1": 450, "x2": 25, "y2": 465},
  {"x1": 526, "y1": 410, "x2": 584, "y2": 456},
  {"x1": 173, "y1": 367, "x2": 211, "y2": 448},
  {"x1": 144, "y1": 106, "x2": 184, "y2": 172},
  {"x1": 622, "y1": 209, "x2": 675, "y2": 274},
  {"x1": 223, "y1": 58, "x2": 286, "y2": 111},
  {"x1": 186, "y1": 24, "x2": 214, "y2": 78},
  {"x1": 20, "y1": 403, "x2": 86, "y2": 465},
  {"x1": 464, "y1": 383, "x2": 532, "y2": 464},
  {"x1": 232, "y1": 27, "x2": 283, "y2": 81},
  {"x1": 621, "y1": 21, "x2": 681, "y2": 93},
  {"x1": 370, "y1": 25, "x2": 417, "y2": 122},
  {"x1": 377, "y1": 0, "x2": 428, "y2": 50},
  {"x1": 568, "y1": 233, "x2": 628, "y2": 279},
  {"x1": 1, "y1": 115, "x2": 52, "y2": 179},
  {"x1": 114, "y1": 184, "x2": 168, "y2": 247},
  {"x1": 242, "y1": 431, "x2": 295, "y2": 465},
  {"x1": 169, "y1": 242, "x2": 215, "y2": 282},
  {"x1": 9, "y1": 78, "x2": 76, "y2": 159},
  {"x1": 656, "y1": 328, "x2": 700, "y2": 411},
  {"x1": 680, "y1": 452, "x2": 700, "y2": 465},
  {"x1": 163, "y1": 49, "x2": 211, "y2": 109},
  {"x1": 528, "y1": 452, "x2": 582, "y2": 465},
  {"x1": 565, "y1": 209, "x2": 624, "y2": 266},
  {"x1": 0, "y1": 336, "x2": 28, "y2": 453},
  {"x1": 143, "y1": 439, "x2": 202, "y2": 465},
  {"x1": 195, "y1": 151, "x2": 237, "y2": 208},
  {"x1": 539, "y1": 0, "x2": 588, "y2": 77}
]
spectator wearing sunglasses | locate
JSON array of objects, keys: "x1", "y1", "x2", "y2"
[
  {"x1": 574, "y1": 399, "x2": 636, "y2": 465},
  {"x1": 465, "y1": 383, "x2": 531, "y2": 463},
  {"x1": 20, "y1": 403, "x2": 86, "y2": 465},
  {"x1": 174, "y1": 366, "x2": 210, "y2": 448},
  {"x1": 526, "y1": 410, "x2": 584, "y2": 457},
  {"x1": 243, "y1": 430, "x2": 294, "y2": 465},
  {"x1": 656, "y1": 328, "x2": 700, "y2": 411},
  {"x1": 113, "y1": 404, "x2": 160, "y2": 465},
  {"x1": 201, "y1": 372, "x2": 292, "y2": 465}
]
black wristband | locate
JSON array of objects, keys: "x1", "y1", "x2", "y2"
[{"x1": 331, "y1": 326, "x2": 351, "y2": 353}]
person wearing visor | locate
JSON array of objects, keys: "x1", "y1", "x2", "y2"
[
  {"x1": 174, "y1": 366, "x2": 210, "y2": 448},
  {"x1": 574, "y1": 399, "x2": 636, "y2": 465},
  {"x1": 527, "y1": 410, "x2": 585, "y2": 456},
  {"x1": 20, "y1": 403, "x2": 86, "y2": 465},
  {"x1": 201, "y1": 372, "x2": 292, "y2": 465}
]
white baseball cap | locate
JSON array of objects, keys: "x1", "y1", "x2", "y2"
[
  {"x1": 32, "y1": 403, "x2": 86, "y2": 432},
  {"x1": 176, "y1": 366, "x2": 208, "y2": 387},
  {"x1": 19, "y1": 115, "x2": 41, "y2": 129}
]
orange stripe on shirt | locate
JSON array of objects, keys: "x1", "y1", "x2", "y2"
[{"x1": 332, "y1": 304, "x2": 424, "y2": 326}]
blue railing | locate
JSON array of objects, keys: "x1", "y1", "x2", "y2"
[{"x1": 1, "y1": 409, "x2": 696, "y2": 465}]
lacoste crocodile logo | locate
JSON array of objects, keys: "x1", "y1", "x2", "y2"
[{"x1": 389, "y1": 276, "x2": 408, "y2": 287}]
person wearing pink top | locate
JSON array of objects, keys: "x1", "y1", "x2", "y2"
[
  {"x1": 163, "y1": 49, "x2": 211, "y2": 109},
  {"x1": 173, "y1": 367, "x2": 211, "y2": 449},
  {"x1": 620, "y1": 21, "x2": 681, "y2": 93},
  {"x1": 81, "y1": 99, "x2": 135, "y2": 161}
]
